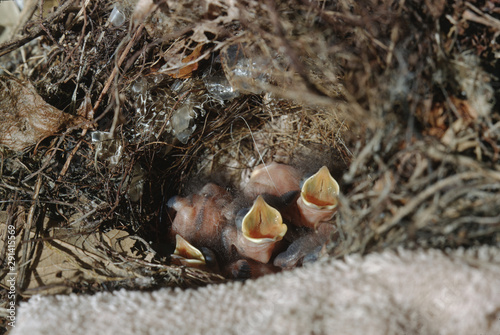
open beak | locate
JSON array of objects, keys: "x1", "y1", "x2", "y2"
[
  {"x1": 241, "y1": 195, "x2": 287, "y2": 241},
  {"x1": 297, "y1": 166, "x2": 340, "y2": 228},
  {"x1": 236, "y1": 195, "x2": 287, "y2": 263},
  {"x1": 171, "y1": 234, "x2": 206, "y2": 268}
]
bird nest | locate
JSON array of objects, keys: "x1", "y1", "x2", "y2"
[{"x1": 0, "y1": 0, "x2": 499, "y2": 323}]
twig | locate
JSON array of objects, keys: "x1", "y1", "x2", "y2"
[
  {"x1": 343, "y1": 131, "x2": 384, "y2": 183},
  {"x1": 91, "y1": 23, "x2": 145, "y2": 118},
  {"x1": 463, "y1": 3, "x2": 500, "y2": 31},
  {"x1": 17, "y1": 175, "x2": 42, "y2": 292}
]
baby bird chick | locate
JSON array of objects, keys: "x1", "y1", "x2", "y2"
[
  {"x1": 273, "y1": 222, "x2": 335, "y2": 269},
  {"x1": 244, "y1": 163, "x2": 340, "y2": 228},
  {"x1": 223, "y1": 195, "x2": 287, "y2": 264},
  {"x1": 168, "y1": 183, "x2": 234, "y2": 250},
  {"x1": 296, "y1": 166, "x2": 340, "y2": 228},
  {"x1": 243, "y1": 162, "x2": 301, "y2": 199},
  {"x1": 171, "y1": 234, "x2": 218, "y2": 271}
]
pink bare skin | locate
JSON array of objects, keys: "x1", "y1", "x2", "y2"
[
  {"x1": 168, "y1": 183, "x2": 234, "y2": 250},
  {"x1": 243, "y1": 162, "x2": 301, "y2": 199}
]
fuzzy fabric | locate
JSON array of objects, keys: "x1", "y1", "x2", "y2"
[{"x1": 11, "y1": 247, "x2": 500, "y2": 335}]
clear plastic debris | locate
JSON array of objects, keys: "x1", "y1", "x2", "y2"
[
  {"x1": 109, "y1": 5, "x2": 126, "y2": 27},
  {"x1": 221, "y1": 44, "x2": 273, "y2": 95},
  {"x1": 129, "y1": 76, "x2": 204, "y2": 146},
  {"x1": 130, "y1": 78, "x2": 171, "y2": 147},
  {"x1": 204, "y1": 74, "x2": 240, "y2": 101},
  {"x1": 91, "y1": 131, "x2": 123, "y2": 166},
  {"x1": 131, "y1": 77, "x2": 148, "y2": 95},
  {"x1": 170, "y1": 100, "x2": 197, "y2": 144}
]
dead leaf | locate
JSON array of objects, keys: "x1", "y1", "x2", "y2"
[
  {"x1": 0, "y1": 76, "x2": 85, "y2": 151},
  {"x1": 169, "y1": 44, "x2": 204, "y2": 79}
]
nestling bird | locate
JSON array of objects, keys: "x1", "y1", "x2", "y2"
[
  {"x1": 273, "y1": 222, "x2": 335, "y2": 269},
  {"x1": 243, "y1": 163, "x2": 340, "y2": 228},
  {"x1": 223, "y1": 195, "x2": 288, "y2": 264},
  {"x1": 170, "y1": 234, "x2": 219, "y2": 272},
  {"x1": 167, "y1": 163, "x2": 341, "y2": 277},
  {"x1": 168, "y1": 183, "x2": 234, "y2": 250},
  {"x1": 243, "y1": 162, "x2": 302, "y2": 199},
  {"x1": 295, "y1": 166, "x2": 340, "y2": 228}
]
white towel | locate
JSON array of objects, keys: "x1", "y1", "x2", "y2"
[{"x1": 11, "y1": 247, "x2": 500, "y2": 335}]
